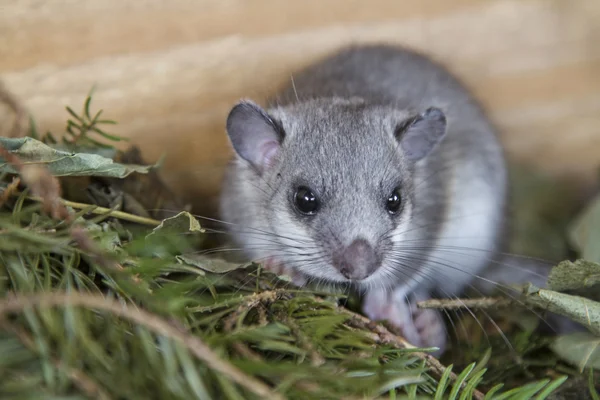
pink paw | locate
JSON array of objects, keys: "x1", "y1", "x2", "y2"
[
  {"x1": 413, "y1": 306, "x2": 447, "y2": 356},
  {"x1": 262, "y1": 257, "x2": 307, "y2": 287},
  {"x1": 363, "y1": 289, "x2": 447, "y2": 356}
]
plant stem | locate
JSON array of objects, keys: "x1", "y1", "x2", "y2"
[
  {"x1": 417, "y1": 297, "x2": 513, "y2": 310},
  {"x1": 30, "y1": 195, "x2": 162, "y2": 226}
]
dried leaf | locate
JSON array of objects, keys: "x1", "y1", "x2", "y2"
[
  {"x1": 176, "y1": 254, "x2": 249, "y2": 274},
  {"x1": 569, "y1": 193, "x2": 600, "y2": 264},
  {"x1": 522, "y1": 284, "x2": 600, "y2": 335},
  {"x1": 0, "y1": 137, "x2": 152, "y2": 178},
  {"x1": 551, "y1": 331, "x2": 600, "y2": 371},
  {"x1": 146, "y1": 211, "x2": 203, "y2": 238},
  {"x1": 548, "y1": 260, "x2": 600, "y2": 292}
]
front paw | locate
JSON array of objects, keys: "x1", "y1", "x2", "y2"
[
  {"x1": 363, "y1": 290, "x2": 447, "y2": 356},
  {"x1": 262, "y1": 257, "x2": 307, "y2": 287},
  {"x1": 363, "y1": 290, "x2": 422, "y2": 346},
  {"x1": 412, "y1": 306, "x2": 447, "y2": 356}
]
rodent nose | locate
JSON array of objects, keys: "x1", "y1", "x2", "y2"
[{"x1": 333, "y1": 238, "x2": 379, "y2": 281}]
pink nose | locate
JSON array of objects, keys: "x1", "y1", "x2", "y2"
[{"x1": 333, "y1": 238, "x2": 379, "y2": 280}]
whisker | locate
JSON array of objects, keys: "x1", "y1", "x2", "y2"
[
  {"x1": 387, "y1": 243, "x2": 552, "y2": 279},
  {"x1": 290, "y1": 74, "x2": 300, "y2": 103},
  {"x1": 150, "y1": 208, "x2": 313, "y2": 246},
  {"x1": 386, "y1": 250, "x2": 559, "y2": 334},
  {"x1": 385, "y1": 255, "x2": 518, "y2": 351}
]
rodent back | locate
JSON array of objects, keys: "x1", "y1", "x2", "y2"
[{"x1": 272, "y1": 45, "x2": 478, "y2": 117}]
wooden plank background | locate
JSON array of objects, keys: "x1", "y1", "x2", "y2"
[{"x1": 1, "y1": 0, "x2": 599, "y2": 215}]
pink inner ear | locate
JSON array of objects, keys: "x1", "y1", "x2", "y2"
[{"x1": 260, "y1": 141, "x2": 280, "y2": 169}]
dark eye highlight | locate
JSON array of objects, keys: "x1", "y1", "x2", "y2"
[
  {"x1": 386, "y1": 187, "x2": 402, "y2": 214},
  {"x1": 293, "y1": 186, "x2": 319, "y2": 215}
]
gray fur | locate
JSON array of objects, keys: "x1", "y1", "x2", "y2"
[{"x1": 220, "y1": 44, "x2": 508, "y2": 351}]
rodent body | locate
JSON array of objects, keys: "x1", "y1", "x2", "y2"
[{"x1": 220, "y1": 44, "x2": 508, "y2": 353}]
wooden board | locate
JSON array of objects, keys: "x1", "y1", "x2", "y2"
[{"x1": 1, "y1": 0, "x2": 599, "y2": 214}]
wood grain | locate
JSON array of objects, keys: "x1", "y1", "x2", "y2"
[{"x1": 1, "y1": 0, "x2": 599, "y2": 215}]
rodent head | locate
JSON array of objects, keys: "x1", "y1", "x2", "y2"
[{"x1": 224, "y1": 98, "x2": 447, "y2": 288}]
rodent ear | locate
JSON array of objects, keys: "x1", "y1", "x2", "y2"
[
  {"x1": 395, "y1": 107, "x2": 447, "y2": 161},
  {"x1": 226, "y1": 100, "x2": 284, "y2": 173}
]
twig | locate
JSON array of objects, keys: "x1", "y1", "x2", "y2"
[
  {"x1": 0, "y1": 292, "x2": 284, "y2": 400},
  {"x1": 37, "y1": 196, "x2": 161, "y2": 226},
  {"x1": 0, "y1": 319, "x2": 112, "y2": 400},
  {"x1": 1, "y1": 189, "x2": 162, "y2": 227},
  {"x1": 223, "y1": 290, "x2": 283, "y2": 332},
  {"x1": 313, "y1": 296, "x2": 486, "y2": 400},
  {"x1": 257, "y1": 305, "x2": 268, "y2": 326},
  {"x1": 0, "y1": 177, "x2": 20, "y2": 208},
  {"x1": 417, "y1": 297, "x2": 513, "y2": 310},
  {"x1": 0, "y1": 81, "x2": 28, "y2": 138},
  {"x1": 232, "y1": 342, "x2": 263, "y2": 362}
]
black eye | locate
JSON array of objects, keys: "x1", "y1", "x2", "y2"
[
  {"x1": 294, "y1": 186, "x2": 319, "y2": 215},
  {"x1": 386, "y1": 188, "x2": 402, "y2": 214}
]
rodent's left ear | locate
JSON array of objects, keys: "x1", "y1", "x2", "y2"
[
  {"x1": 395, "y1": 107, "x2": 447, "y2": 161},
  {"x1": 226, "y1": 100, "x2": 285, "y2": 174}
]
